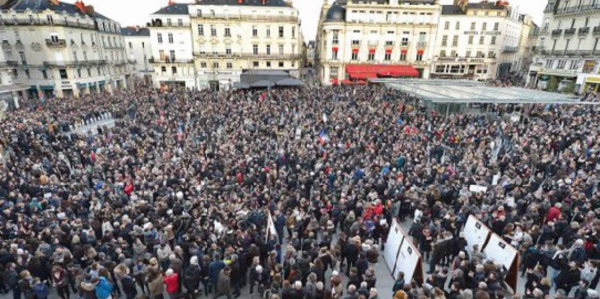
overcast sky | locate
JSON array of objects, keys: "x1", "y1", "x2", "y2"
[{"x1": 61, "y1": 0, "x2": 547, "y2": 42}]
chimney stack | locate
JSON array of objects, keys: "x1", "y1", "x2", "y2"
[
  {"x1": 262, "y1": 0, "x2": 266, "y2": 5},
  {"x1": 237, "y1": 0, "x2": 243, "y2": 3}
]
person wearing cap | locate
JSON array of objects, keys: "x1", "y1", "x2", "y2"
[{"x1": 183, "y1": 256, "x2": 201, "y2": 299}]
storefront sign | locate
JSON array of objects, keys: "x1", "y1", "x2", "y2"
[
  {"x1": 582, "y1": 60, "x2": 596, "y2": 74},
  {"x1": 585, "y1": 76, "x2": 600, "y2": 83},
  {"x1": 463, "y1": 30, "x2": 501, "y2": 36}
]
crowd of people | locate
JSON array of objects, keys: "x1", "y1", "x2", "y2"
[{"x1": 0, "y1": 84, "x2": 599, "y2": 299}]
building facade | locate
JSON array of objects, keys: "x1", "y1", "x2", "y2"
[
  {"x1": 528, "y1": 0, "x2": 600, "y2": 92},
  {"x1": 189, "y1": 0, "x2": 303, "y2": 91},
  {"x1": 316, "y1": 0, "x2": 441, "y2": 85},
  {"x1": 0, "y1": 0, "x2": 132, "y2": 98},
  {"x1": 148, "y1": 3, "x2": 196, "y2": 89},
  {"x1": 122, "y1": 27, "x2": 153, "y2": 87},
  {"x1": 431, "y1": 0, "x2": 523, "y2": 81}
]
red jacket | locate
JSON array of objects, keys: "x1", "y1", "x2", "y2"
[
  {"x1": 546, "y1": 206, "x2": 561, "y2": 223},
  {"x1": 164, "y1": 273, "x2": 179, "y2": 294}
]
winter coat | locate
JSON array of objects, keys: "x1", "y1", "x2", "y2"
[
  {"x1": 217, "y1": 270, "x2": 231, "y2": 295},
  {"x1": 164, "y1": 273, "x2": 179, "y2": 294}
]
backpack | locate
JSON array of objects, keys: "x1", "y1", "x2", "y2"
[{"x1": 32, "y1": 283, "x2": 49, "y2": 299}]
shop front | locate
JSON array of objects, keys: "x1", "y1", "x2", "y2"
[{"x1": 582, "y1": 75, "x2": 600, "y2": 93}]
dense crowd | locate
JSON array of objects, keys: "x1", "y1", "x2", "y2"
[{"x1": 0, "y1": 85, "x2": 599, "y2": 299}]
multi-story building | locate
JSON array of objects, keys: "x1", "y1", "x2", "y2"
[
  {"x1": 528, "y1": 0, "x2": 600, "y2": 92},
  {"x1": 307, "y1": 40, "x2": 316, "y2": 67},
  {"x1": 148, "y1": 3, "x2": 196, "y2": 89},
  {"x1": 0, "y1": 48, "x2": 27, "y2": 109},
  {"x1": 316, "y1": 0, "x2": 440, "y2": 85},
  {"x1": 431, "y1": 0, "x2": 523, "y2": 81},
  {"x1": 514, "y1": 14, "x2": 539, "y2": 76},
  {"x1": 0, "y1": 0, "x2": 132, "y2": 98},
  {"x1": 189, "y1": 0, "x2": 303, "y2": 91},
  {"x1": 122, "y1": 27, "x2": 153, "y2": 86}
]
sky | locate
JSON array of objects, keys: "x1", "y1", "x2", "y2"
[{"x1": 60, "y1": 0, "x2": 548, "y2": 42}]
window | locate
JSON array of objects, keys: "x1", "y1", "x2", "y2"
[
  {"x1": 401, "y1": 37, "x2": 409, "y2": 46},
  {"x1": 385, "y1": 41, "x2": 393, "y2": 46},
  {"x1": 368, "y1": 52, "x2": 375, "y2": 60},
  {"x1": 128, "y1": 42, "x2": 132, "y2": 49},
  {"x1": 441, "y1": 35, "x2": 448, "y2": 47},
  {"x1": 352, "y1": 40, "x2": 360, "y2": 45},
  {"x1": 86, "y1": 68, "x2": 91, "y2": 77},
  {"x1": 161, "y1": 66, "x2": 167, "y2": 72},
  {"x1": 479, "y1": 36, "x2": 485, "y2": 45},
  {"x1": 400, "y1": 52, "x2": 407, "y2": 61},
  {"x1": 351, "y1": 52, "x2": 358, "y2": 60},
  {"x1": 466, "y1": 50, "x2": 471, "y2": 57},
  {"x1": 440, "y1": 50, "x2": 446, "y2": 57},
  {"x1": 332, "y1": 48, "x2": 338, "y2": 60},
  {"x1": 227, "y1": 62, "x2": 233, "y2": 69},
  {"x1": 225, "y1": 28, "x2": 231, "y2": 37},
  {"x1": 279, "y1": 26, "x2": 284, "y2": 38},
  {"x1": 455, "y1": 22, "x2": 460, "y2": 30},
  {"x1": 198, "y1": 25, "x2": 204, "y2": 36},
  {"x1": 436, "y1": 65, "x2": 446, "y2": 73},
  {"x1": 157, "y1": 33, "x2": 163, "y2": 43},
  {"x1": 470, "y1": 22, "x2": 476, "y2": 30},
  {"x1": 279, "y1": 45, "x2": 284, "y2": 55},
  {"x1": 167, "y1": 19, "x2": 172, "y2": 26},
  {"x1": 482, "y1": 22, "x2": 487, "y2": 31},
  {"x1": 444, "y1": 21, "x2": 450, "y2": 30},
  {"x1": 159, "y1": 50, "x2": 165, "y2": 60},
  {"x1": 266, "y1": 61, "x2": 271, "y2": 67},
  {"x1": 266, "y1": 26, "x2": 271, "y2": 37},
  {"x1": 252, "y1": 26, "x2": 258, "y2": 37},
  {"x1": 292, "y1": 44, "x2": 295, "y2": 53},
  {"x1": 557, "y1": 59, "x2": 566, "y2": 69},
  {"x1": 494, "y1": 22, "x2": 499, "y2": 30},
  {"x1": 59, "y1": 68, "x2": 68, "y2": 79},
  {"x1": 468, "y1": 36, "x2": 474, "y2": 45},
  {"x1": 168, "y1": 33, "x2": 174, "y2": 43},
  {"x1": 452, "y1": 36, "x2": 458, "y2": 47},
  {"x1": 476, "y1": 51, "x2": 483, "y2": 58},
  {"x1": 384, "y1": 52, "x2": 391, "y2": 61},
  {"x1": 253, "y1": 61, "x2": 259, "y2": 67},
  {"x1": 211, "y1": 26, "x2": 217, "y2": 36},
  {"x1": 76, "y1": 68, "x2": 81, "y2": 78},
  {"x1": 329, "y1": 66, "x2": 338, "y2": 80},
  {"x1": 42, "y1": 69, "x2": 48, "y2": 79},
  {"x1": 487, "y1": 51, "x2": 494, "y2": 58},
  {"x1": 266, "y1": 45, "x2": 271, "y2": 55},
  {"x1": 226, "y1": 47, "x2": 232, "y2": 55},
  {"x1": 196, "y1": 9, "x2": 202, "y2": 17},
  {"x1": 212, "y1": 62, "x2": 219, "y2": 69},
  {"x1": 169, "y1": 50, "x2": 176, "y2": 61},
  {"x1": 19, "y1": 51, "x2": 26, "y2": 64},
  {"x1": 292, "y1": 27, "x2": 296, "y2": 38},
  {"x1": 200, "y1": 62, "x2": 207, "y2": 68},
  {"x1": 416, "y1": 52, "x2": 423, "y2": 61},
  {"x1": 332, "y1": 30, "x2": 339, "y2": 45},
  {"x1": 545, "y1": 59, "x2": 553, "y2": 68},
  {"x1": 490, "y1": 36, "x2": 497, "y2": 45},
  {"x1": 253, "y1": 44, "x2": 258, "y2": 55},
  {"x1": 419, "y1": 32, "x2": 426, "y2": 42},
  {"x1": 178, "y1": 19, "x2": 183, "y2": 27}
]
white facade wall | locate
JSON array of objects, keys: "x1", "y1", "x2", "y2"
[
  {"x1": 528, "y1": 0, "x2": 600, "y2": 92},
  {"x1": 123, "y1": 33, "x2": 153, "y2": 83},
  {"x1": 148, "y1": 13, "x2": 196, "y2": 89},
  {"x1": 0, "y1": 9, "x2": 132, "y2": 98},
  {"x1": 189, "y1": 4, "x2": 303, "y2": 90}
]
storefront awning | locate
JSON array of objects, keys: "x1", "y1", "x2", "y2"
[{"x1": 346, "y1": 64, "x2": 419, "y2": 79}]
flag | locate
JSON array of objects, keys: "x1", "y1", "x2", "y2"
[
  {"x1": 318, "y1": 129, "x2": 329, "y2": 145},
  {"x1": 266, "y1": 212, "x2": 278, "y2": 242}
]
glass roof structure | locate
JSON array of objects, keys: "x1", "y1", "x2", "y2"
[{"x1": 371, "y1": 79, "x2": 593, "y2": 105}]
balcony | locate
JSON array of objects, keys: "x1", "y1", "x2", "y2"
[
  {"x1": 45, "y1": 39, "x2": 66, "y2": 47},
  {"x1": 194, "y1": 13, "x2": 297, "y2": 23},
  {"x1": 579, "y1": 27, "x2": 590, "y2": 35},
  {"x1": 417, "y1": 42, "x2": 427, "y2": 49},
  {"x1": 6, "y1": 60, "x2": 18, "y2": 67},
  {"x1": 43, "y1": 60, "x2": 107, "y2": 67},
  {"x1": 149, "y1": 58, "x2": 194, "y2": 64},
  {"x1": 551, "y1": 29, "x2": 563, "y2": 36},
  {"x1": 147, "y1": 22, "x2": 191, "y2": 28},
  {"x1": 0, "y1": 17, "x2": 96, "y2": 30},
  {"x1": 564, "y1": 28, "x2": 576, "y2": 35},
  {"x1": 502, "y1": 46, "x2": 518, "y2": 53},
  {"x1": 196, "y1": 52, "x2": 302, "y2": 60},
  {"x1": 594, "y1": 26, "x2": 600, "y2": 35},
  {"x1": 367, "y1": 40, "x2": 379, "y2": 47},
  {"x1": 555, "y1": 2, "x2": 600, "y2": 15}
]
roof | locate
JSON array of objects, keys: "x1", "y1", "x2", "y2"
[
  {"x1": 348, "y1": 0, "x2": 435, "y2": 4},
  {"x1": 325, "y1": 3, "x2": 346, "y2": 22},
  {"x1": 375, "y1": 79, "x2": 582, "y2": 104},
  {"x1": 151, "y1": 3, "x2": 189, "y2": 15},
  {"x1": 121, "y1": 27, "x2": 150, "y2": 36},
  {"x1": 441, "y1": 2, "x2": 506, "y2": 15},
  {"x1": 196, "y1": 0, "x2": 292, "y2": 7},
  {"x1": 2, "y1": 0, "x2": 114, "y2": 21}
]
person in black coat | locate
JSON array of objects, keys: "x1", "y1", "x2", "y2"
[
  {"x1": 120, "y1": 274, "x2": 138, "y2": 299},
  {"x1": 344, "y1": 240, "x2": 359, "y2": 276},
  {"x1": 555, "y1": 262, "x2": 581, "y2": 294},
  {"x1": 184, "y1": 257, "x2": 201, "y2": 299}
]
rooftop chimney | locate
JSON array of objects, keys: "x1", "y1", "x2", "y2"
[
  {"x1": 262, "y1": 0, "x2": 266, "y2": 5},
  {"x1": 237, "y1": 0, "x2": 243, "y2": 3},
  {"x1": 168, "y1": 0, "x2": 176, "y2": 5},
  {"x1": 49, "y1": 0, "x2": 60, "y2": 5},
  {"x1": 74, "y1": 0, "x2": 85, "y2": 12}
]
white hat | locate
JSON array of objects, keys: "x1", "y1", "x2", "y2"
[
  {"x1": 256, "y1": 265, "x2": 263, "y2": 273},
  {"x1": 332, "y1": 271, "x2": 339, "y2": 276},
  {"x1": 190, "y1": 256, "x2": 198, "y2": 265},
  {"x1": 166, "y1": 269, "x2": 174, "y2": 276}
]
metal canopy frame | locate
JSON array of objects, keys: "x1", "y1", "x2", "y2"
[{"x1": 374, "y1": 79, "x2": 594, "y2": 105}]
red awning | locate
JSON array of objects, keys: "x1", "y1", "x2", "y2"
[
  {"x1": 346, "y1": 64, "x2": 419, "y2": 79},
  {"x1": 332, "y1": 47, "x2": 339, "y2": 52},
  {"x1": 385, "y1": 49, "x2": 392, "y2": 54},
  {"x1": 417, "y1": 49, "x2": 424, "y2": 55},
  {"x1": 356, "y1": 80, "x2": 367, "y2": 85},
  {"x1": 369, "y1": 48, "x2": 376, "y2": 53},
  {"x1": 341, "y1": 79, "x2": 353, "y2": 85},
  {"x1": 352, "y1": 48, "x2": 359, "y2": 53},
  {"x1": 331, "y1": 78, "x2": 339, "y2": 85},
  {"x1": 401, "y1": 49, "x2": 408, "y2": 54}
]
